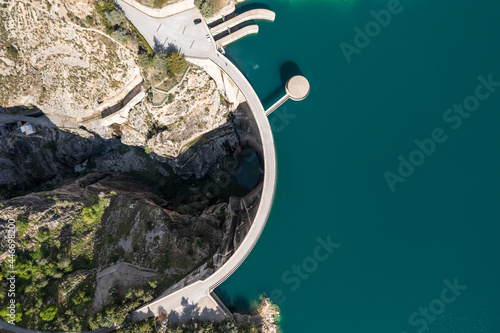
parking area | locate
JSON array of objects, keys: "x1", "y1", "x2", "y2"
[{"x1": 117, "y1": 0, "x2": 216, "y2": 57}]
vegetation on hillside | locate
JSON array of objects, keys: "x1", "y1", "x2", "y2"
[
  {"x1": 93, "y1": 0, "x2": 151, "y2": 51},
  {"x1": 194, "y1": 0, "x2": 219, "y2": 18},
  {"x1": 118, "y1": 318, "x2": 260, "y2": 333},
  {"x1": 0, "y1": 195, "x2": 109, "y2": 330}
]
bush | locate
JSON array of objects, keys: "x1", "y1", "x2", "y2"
[
  {"x1": 113, "y1": 28, "x2": 128, "y2": 43},
  {"x1": 195, "y1": 0, "x2": 216, "y2": 18},
  {"x1": 85, "y1": 15, "x2": 94, "y2": 26},
  {"x1": 36, "y1": 229, "x2": 50, "y2": 243},
  {"x1": 200, "y1": 2, "x2": 215, "y2": 18},
  {"x1": 153, "y1": 52, "x2": 168, "y2": 73},
  {"x1": 137, "y1": 53, "x2": 153, "y2": 68},
  {"x1": 40, "y1": 306, "x2": 57, "y2": 321},
  {"x1": 105, "y1": 10, "x2": 125, "y2": 26},
  {"x1": 6, "y1": 45, "x2": 18, "y2": 59}
]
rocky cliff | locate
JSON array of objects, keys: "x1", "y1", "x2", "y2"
[
  {"x1": 0, "y1": 0, "x2": 140, "y2": 122},
  {"x1": 0, "y1": 116, "x2": 263, "y2": 330},
  {"x1": 123, "y1": 67, "x2": 232, "y2": 158}
]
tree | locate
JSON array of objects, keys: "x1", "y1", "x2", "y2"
[
  {"x1": 194, "y1": 0, "x2": 215, "y2": 18},
  {"x1": 105, "y1": 10, "x2": 125, "y2": 26},
  {"x1": 166, "y1": 51, "x2": 186, "y2": 75},
  {"x1": 218, "y1": 320, "x2": 238, "y2": 333},
  {"x1": 40, "y1": 306, "x2": 57, "y2": 321},
  {"x1": 95, "y1": 0, "x2": 116, "y2": 13},
  {"x1": 113, "y1": 28, "x2": 128, "y2": 43},
  {"x1": 153, "y1": 52, "x2": 168, "y2": 73},
  {"x1": 200, "y1": 2, "x2": 215, "y2": 18},
  {"x1": 137, "y1": 53, "x2": 153, "y2": 68}
]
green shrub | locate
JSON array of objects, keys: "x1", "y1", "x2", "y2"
[
  {"x1": 85, "y1": 15, "x2": 94, "y2": 26},
  {"x1": 137, "y1": 53, "x2": 153, "y2": 68},
  {"x1": 113, "y1": 28, "x2": 128, "y2": 43},
  {"x1": 40, "y1": 306, "x2": 57, "y2": 321},
  {"x1": 6, "y1": 45, "x2": 18, "y2": 59},
  {"x1": 153, "y1": 52, "x2": 168, "y2": 73},
  {"x1": 36, "y1": 229, "x2": 50, "y2": 243},
  {"x1": 195, "y1": 0, "x2": 216, "y2": 18},
  {"x1": 200, "y1": 2, "x2": 215, "y2": 18},
  {"x1": 104, "y1": 10, "x2": 125, "y2": 26}
]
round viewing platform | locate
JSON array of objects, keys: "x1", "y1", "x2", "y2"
[{"x1": 286, "y1": 75, "x2": 310, "y2": 101}]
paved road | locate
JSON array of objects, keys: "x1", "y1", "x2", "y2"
[{"x1": 116, "y1": 0, "x2": 216, "y2": 56}]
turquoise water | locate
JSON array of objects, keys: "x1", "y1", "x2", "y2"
[{"x1": 216, "y1": 1, "x2": 500, "y2": 332}]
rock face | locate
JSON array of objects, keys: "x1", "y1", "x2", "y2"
[
  {"x1": 233, "y1": 297, "x2": 280, "y2": 333},
  {"x1": 0, "y1": 126, "x2": 145, "y2": 199},
  {"x1": 0, "y1": 0, "x2": 139, "y2": 120},
  {"x1": 0, "y1": 123, "x2": 244, "y2": 200},
  {"x1": 122, "y1": 67, "x2": 232, "y2": 158},
  {"x1": 0, "y1": 172, "x2": 228, "y2": 330},
  {"x1": 0, "y1": 113, "x2": 260, "y2": 328}
]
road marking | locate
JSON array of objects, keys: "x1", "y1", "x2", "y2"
[
  {"x1": 190, "y1": 40, "x2": 195, "y2": 49},
  {"x1": 156, "y1": 23, "x2": 162, "y2": 32},
  {"x1": 182, "y1": 26, "x2": 186, "y2": 35}
]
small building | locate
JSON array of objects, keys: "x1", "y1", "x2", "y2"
[{"x1": 19, "y1": 123, "x2": 36, "y2": 135}]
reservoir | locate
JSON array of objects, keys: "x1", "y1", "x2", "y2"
[{"x1": 217, "y1": 0, "x2": 500, "y2": 332}]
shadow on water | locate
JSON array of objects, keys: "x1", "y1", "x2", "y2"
[
  {"x1": 280, "y1": 61, "x2": 304, "y2": 86},
  {"x1": 214, "y1": 288, "x2": 254, "y2": 314},
  {"x1": 261, "y1": 61, "x2": 305, "y2": 108},
  {"x1": 235, "y1": 2, "x2": 273, "y2": 14}
]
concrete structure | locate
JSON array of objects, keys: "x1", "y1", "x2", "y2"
[
  {"x1": 216, "y1": 25, "x2": 259, "y2": 47},
  {"x1": 19, "y1": 123, "x2": 36, "y2": 135},
  {"x1": 116, "y1": 1, "x2": 215, "y2": 56},
  {"x1": 266, "y1": 75, "x2": 310, "y2": 115},
  {"x1": 210, "y1": 9, "x2": 276, "y2": 35},
  {"x1": 0, "y1": 2, "x2": 307, "y2": 331},
  {"x1": 115, "y1": 1, "x2": 278, "y2": 322}
]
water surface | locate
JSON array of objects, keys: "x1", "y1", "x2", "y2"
[{"x1": 217, "y1": 1, "x2": 500, "y2": 332}]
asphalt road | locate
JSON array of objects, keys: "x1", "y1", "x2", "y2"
[{"x1": 116, "y1": 0, "x2": 216, "y2": 56}]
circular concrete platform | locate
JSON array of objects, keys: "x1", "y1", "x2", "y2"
[{"x1": 286, "y1": 75, "x2": 310, "y2": 101}]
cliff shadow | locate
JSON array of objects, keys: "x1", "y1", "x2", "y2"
[
  {"x1": 235, "y1": 3, "x2": 273, "y2": 14},
  {"x1": 213, "y1": 288, "x2": 253, "y2": 314}
]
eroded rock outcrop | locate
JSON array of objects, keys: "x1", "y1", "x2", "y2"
[{"x1": 0, "y1": 0, "x2": 139, "y2": 121}]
